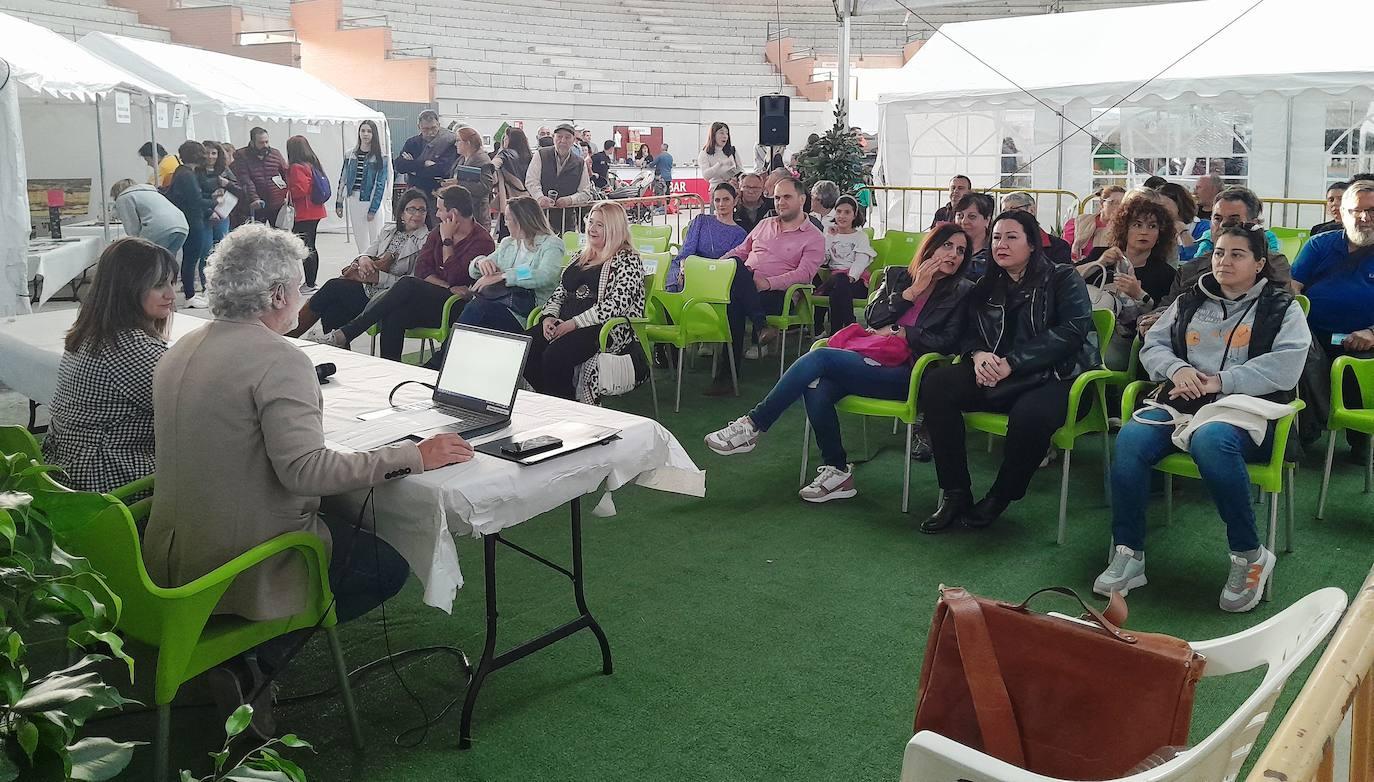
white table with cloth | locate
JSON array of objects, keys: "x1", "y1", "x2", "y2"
[
  {"x1": 26, "y1": 236, "x2": 103, "y2": 306},
  {"x1": 0, "y1": 308, "x2": 705, "y2": 747}
]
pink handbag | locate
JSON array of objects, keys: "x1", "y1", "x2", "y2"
[{"x1": 826, "y1": 323, "x2": 912, "y2": 367}]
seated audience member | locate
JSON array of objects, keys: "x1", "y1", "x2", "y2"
[
  {"x1": 918, "y1": 210, "x2": 1097, "y2": 533},
  {"x1": 460, "y1": 196, "x2": 564, "y2": 332},
  {"x1": 1293, "y1": 178, "x2": 1374, "y2": 458},
  {"x1": 314, "y1": 186, "x2": 494, "y2": 360},
  {"x1": 1101, "y1": 226, "x2": 1309, "y2": 613},
  {"x1": 525, "y1": 202, "x2": 646, "y2": 403},
  {"x1": 1070, "y1": 186, "x2": 1126, "y2": 260},
  {"x1": 139, "y1": 142, "x2": 179, "y2": 189},
  {"x1": 110, "y1": 179, "x2": 188, "y2": 256},
  {"x1": 1311, "y1": 181, "x2": 1348, "y2": 236},
  {"x1": 1194, "y1": 173, "x2": 1223, "y2": 223},
  {"x1": 1076, "y1": 195, "x2": 1179, "y2": 367},
  {"x1": 953, "y1": 192, "x2": 994, "y2": 281},
  {"x1": 668, "y1": 182, "x2": 748, "y2": 292},
  {"x1": 143, "y1": 224, "x2": 472, "y2": 731},
  {"x1": 706, "y1": 177, "x2": 825, "y2": 396},
  {"x1": 1193, "y1": 187, "x2": 1281, "y2": 259},
  {"x1": 809, "y1": 180, "x2": 841, "y2": 230},
  {"x1": 1142, "y1": 175, "x2": 1168, "y2": 190},
  {"x1": 814, "y1": 195, "x2": 876, "y2": 333},
  {"x1": 1000, "y1": 191, "x2": 1072, "y2": 264},
  {"x1": 527, "y1": 123, "x2": 595, "y2": 234},
  {"x1": 931, "y1": 174, "x2": 972, "y2": 227},
  {"x1": 703, "y1": 223, "x2": 975, "y2": 502},
  {"x1": 734, "y1": 173, "x2": 772, "y2": 233},
  {"x1": 43, "y1": 238, "x2": 177, "y2": 495},
  {"x1": 287, "y1": 188, "x2": 430, "y2": 339},
  {"x1": 1157, "y1": 182, "x2": 1201, "y2": 260}
]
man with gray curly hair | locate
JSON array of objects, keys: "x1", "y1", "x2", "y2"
[{"x1": 143, "y1": 223, "x2": 473, "y2": 737}]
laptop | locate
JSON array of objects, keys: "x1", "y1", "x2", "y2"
[{"x1": 327, "y1": 324, "x2": 531, "y2": 450}]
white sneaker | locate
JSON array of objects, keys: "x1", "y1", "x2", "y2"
[
  {"x1": 1093, "y1": 545, "x2": 1147, "y2": 598},
  {"x1": 704, "y1": 416, "x2": 760, "y2": 455},
  {"x1": 798, "y1": 465, "x2": 856, "y2": 503},
  {"x1": 1219, "y1": 547, "x2": 1274, "y2": 613},
  {"x1": 1039, "y1": 448, "x2": 1058, "y2": 469},
  {"x1": 184, "y1": 294, "x2": 209, "y2": 309},
  {"x1": 744, "y1": 345, "x2": 761, "y2": 360},
  {"x1": 299, "y1": 283, "x2": 318, "y2": 294},
  {"x1": 307, "y1": 330, "x2": 347, "y2": 348}
]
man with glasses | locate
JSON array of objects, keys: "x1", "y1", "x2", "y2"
[
  {"x1": 999, "y1": 191, "x2": 1071, "y2": 264},
  {"x1": 1293, "y1": 178, "x2": 1374, "y2": 460},
  {"x1": 526, "y1": 123, "x2": 594, "y2": 234},
  {"x1": 394, "y1": 110, "x2": 458, "y2": 221}
]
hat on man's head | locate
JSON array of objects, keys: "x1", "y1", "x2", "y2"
[{"x1": 554, "y1": 123, "x2": 577, "y2": 135}]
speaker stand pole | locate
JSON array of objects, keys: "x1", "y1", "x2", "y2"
[{"x1": 836, "y1": 2, "x2": 852, "y2": 128}]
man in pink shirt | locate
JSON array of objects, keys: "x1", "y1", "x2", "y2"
[{"x1": 706, "y1": 177, "x2": 825, "y2": 395}]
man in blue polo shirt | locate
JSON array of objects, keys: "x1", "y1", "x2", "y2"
[{"x1": 1293, "y1": 179, "x2": 1374, "y2": 457}]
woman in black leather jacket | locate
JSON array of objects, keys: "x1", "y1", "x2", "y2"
[
  {"x1": 701, "y1": 223, "x2": 976, "y2": 504},
  {"x1": 919, "y1": 210, "x2": 1098, "y2": 533}
]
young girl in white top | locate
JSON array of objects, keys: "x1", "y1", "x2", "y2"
[{"x1": 816, "y1": 195, "x2": 876, "y2": 332}]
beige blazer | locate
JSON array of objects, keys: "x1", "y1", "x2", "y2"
[{"x1": 143, "y1": 318, "x2": 423, "y2": 621}]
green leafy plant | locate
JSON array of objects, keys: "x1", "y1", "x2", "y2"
[
  {"x1": 182, "y1": 704, "x2": 313, "y2": 782},
  {"x1": 797, "y1": 106, "x2": 869, "y2": 196}
]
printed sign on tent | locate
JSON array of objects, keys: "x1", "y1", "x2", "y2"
[
  {"x1": 172, "y1": 104, "x2": 184, "y2": 127},
  {"x1": 114, "y1": 92, "x2": 131, "y2": 124},
  {"x1": 305, "y1": 124, "x2": 321, "y2": 134},
  {"x1": 156, "y1": 101, "x2": 169, "y2": 129}
]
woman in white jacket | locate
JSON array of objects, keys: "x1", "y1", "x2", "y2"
[{"x1": 699, "y1": 122, "x2": 743, "y2": 190}]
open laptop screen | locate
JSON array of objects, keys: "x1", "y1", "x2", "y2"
[{"x1": 434, "y1": 325, "x2": 531, "y2": 413}]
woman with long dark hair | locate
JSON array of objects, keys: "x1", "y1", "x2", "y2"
[
  {"x1": 167, "y1": 140, "x2": 214, "y2": 307},
  {"x1": 335, "y1": 119, "x2": 389, "y2": 255},
  {"x1": 202, "y1": 140, "x2": 238, "y2": 249},
  {"x1": 493, "y1": 127, "x2": 533, "y2": 240},
  {"x1": 286, "y1": 134, "x2": 328, "y2": 292},
  {"x1": 634, "y1": 143, "x2": 652, "y2": 169},
  {"x1": 700, "y1": 122, "x2": 742, "y2": 189},
  {"x1": 43, "y1": 238, "x2": 178, "y2": 494}
]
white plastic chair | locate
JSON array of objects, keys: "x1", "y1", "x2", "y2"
[{"x1": 898, "y1": 587, "x2": 1348, "y2": 782}]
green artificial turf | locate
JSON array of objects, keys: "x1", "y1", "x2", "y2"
[{"x1": 103, "y1": 353, "x2": 1372, "y2": 781}]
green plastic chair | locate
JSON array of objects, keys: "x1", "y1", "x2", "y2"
[
  {"x1": 639, "y1": 251, "x2": 672, "y2": 298},
  {"x1": 563, "y1": 232, "x2": 584, "y2": 253},
  {"x1": 1316, "y1": 356, "x2": 1374, "y2": 518},
  {"x1": 963, "y1": 309, "x2": 1117, "y2": 544},
  {"x1": 764, "y1": 281, "x2": 816, "y2": 378},
  {"x1": 877, "y1": 231, "x2": 924, "y2": 268},
  {"x1": 23, "y1": 483, "x2": 361, "y2": 782},
  {"x1": 1121, "y1": 381, "x2": 1305, "y2": 600},
  {"x1": 0, "y1": 425, "x2": 155, "y2": 503},
  {"x1": 635, "y1": 256, "x2": 738, "y2": 412},
  {"x1": 1270, "y1": 227, "x2": 1309, "y2": 261},
  {"x1": 629, "y1": 224, "x2": 672, "y2": 254},
  {"x1": 798, "y1": 340, "x2": 950, "y2": 512},
  {"x1": 405, "y1": 294, "x2": 462, "y2": 364}
]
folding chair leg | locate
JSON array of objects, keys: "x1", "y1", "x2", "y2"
[
  {"x1": 369, "y1": 333, "x2": 376, "y2": 356},
  {"x1": 1366, "y1": 441, "x2": 1374, "y2": 493},
  {"x1": 800, "y1": 418, "x2": 811, "y2": 488},
  {"x1": 726, "y1": 344, "x2": 740, "y2": 397},
  {"x1": 1264, "y1": 491, "x2": 1279, "y2": 601},
  {"x1": 155, "y1": 703, "x2": 171, "y2": 782},
  {"x1": 892, "y1": 418, "x2": 899, "y2": 435},
  {"x1": 1057, "y1": 450, "x2": 1072, "y2": 545},
  {"x1": 777, "y1": 328, "x2": 787, "y2": 379},
  {"x1": 675, "y1": 347, "x2": 685, "y2": 413},
  {"x1": 1284, "y1": 465, "x2": 1295, "y2": 553},
  {"x1": 902, "y1": 423, "x2": 913, "y2": 513},
  {"x1": 1317, "y1": 434, "x2": 1337, "y2": 519},
  {"x1": 327, "y1": 625, "x2": 364, "y2": 750},
  {"x1": 1163, "y1": 473, "x2": 1173, "y2": 526},
  {"x1": 986, "y1": 433, "x2": 994, "y2": 454},
  {"x1": 648, "y1": 366, "x2": 660, "y2": 418}
]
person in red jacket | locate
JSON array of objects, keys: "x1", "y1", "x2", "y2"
[
  {"x1": 286, "y1": 135, "x2": 329, "y2": 292},
  {"x1": 230, "y1": 127, "x2": 289, "y2": 227}
]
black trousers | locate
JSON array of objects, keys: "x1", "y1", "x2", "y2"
[
  {"x1": 813, "y1": 273, "x2": 865, "y2": 332},
  {"x1": 339, "y1": 276, "x2": 463, "y2": 361},
  {"x1": 524, "y1": 321, "x2": 601, "y2": 400},
  {"x1": 722, "y1": 258, "x2": 784, "y2": 376},
  {"x1": 1317, "y1": 333, "x2": 1372, "y2": 449},
  {"x1": 293, "y1": 219, "x2": 320, "y2": 286},
  {"x1": 311, "y1": 278, "x2": 370, "y2": 332},
  {"x1": 919, "y1": 360, "x2": 1075, "y2": 501}
]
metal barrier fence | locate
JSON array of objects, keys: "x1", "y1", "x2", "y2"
[
  {"x1": 1245, "y1": 562, "x2": 1374, "y2": 782},
  {"x1": 1074, "y1": 191, "x2": 1328, "y2": 231},
  {"x1": 549, "y1": 192, "x2": 709, "y2": 244},
  {"x1": 858, "y1": 186, "x2": 1082, "y2": 237}
]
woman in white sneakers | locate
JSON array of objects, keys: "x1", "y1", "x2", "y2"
[{"x1": 703, "y1": 223, "x2": 975, "y2": 502}]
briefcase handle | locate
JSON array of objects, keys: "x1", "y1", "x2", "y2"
[{"x1": 1005, "y1": 587, "x2": 1137, "y2": 644}]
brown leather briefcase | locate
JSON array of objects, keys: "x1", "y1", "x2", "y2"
[{"x1": 913, "y1": 586, "x2": 1206, "y2": 780}]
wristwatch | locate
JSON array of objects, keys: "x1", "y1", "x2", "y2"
[{"x1": 442, "y1": 238, "x2": 454, "y2": 247}]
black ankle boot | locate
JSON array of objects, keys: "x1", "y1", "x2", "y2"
[
  {"x1": 964, "y1": 494, "x2": 1010, "y2": 529},
  {"x1": 921, "y1": 489, "x2": 972, "y2": 534}
]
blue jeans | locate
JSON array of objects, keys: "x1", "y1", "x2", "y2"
[
  {"x1": 1111, "y1": 407, "x2": 1275, "y2": 553},
  {"x1": 182, "y1": 221, "x2": 211, "y2": 298},
  {"x1": 211, "y1": 217, "x2": 230, "y2": 246},
  {"x1": 749, "y1": 348, "x2": 910, "y2": 469},
  {"x1": 456, "y1": 293, "x2": 530, "y2": 334}
]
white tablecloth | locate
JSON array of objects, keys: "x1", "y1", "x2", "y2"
[
  {"x1": 0, "y1": 310, "x2": 705, "y2": 611},
  {"x1": 63, "y1": 223, "x2": 127, "y2": 247},
  {"x1": 26, "y1": 237, "x2": 102, "y2": 306}
]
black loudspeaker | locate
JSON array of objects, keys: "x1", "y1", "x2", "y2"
[{"x1": 758, "y1": 95, "x2": 791, "y2": 146}]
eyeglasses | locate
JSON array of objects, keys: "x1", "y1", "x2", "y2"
[
  {"x1": 1346, "y1": 207, "x2": 1374, "y2": 220},
  {"x1": 402, "y1": 206, "x2": 427, "y2": 215},
  {"x1": 1214, "y1": 217, "x2": 1262, "y2": 231}
]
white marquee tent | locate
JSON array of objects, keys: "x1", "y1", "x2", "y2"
[
  {"x1": 80, "y1": 32, "x2": 394, "y2": 230},
  {"x1": 874, "y1": 0, "x2": 1374, "y2": 230},
  {"x1": 1, "y1": 12, "x2": 188, "y2": 316}
]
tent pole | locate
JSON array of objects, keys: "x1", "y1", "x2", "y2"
[
  {"x1": 1282, "y1": 97, "x2": 1295, "y2": 224},
  {"x1": 96, "y1": 96, "x2": 110, "y2": 244},
  {"x1": 341, "y1": 123, "x2": 351, "y2": 245},
  {"x1": 836, "y1": 5, "x2": 852, "y2": 128},
  {"x1": 148, "y1": 96, "x2": 158, "y2": 185}
]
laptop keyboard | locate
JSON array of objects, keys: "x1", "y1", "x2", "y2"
[{"x1": 436, "y1": 403, "x2": 503, "y2": 429}]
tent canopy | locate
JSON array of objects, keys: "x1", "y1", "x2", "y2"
[
  {"x1": 79, "y1": 32, "x2": 384, "y2": 126},
  {"x1": 878, "y1": 0, "x2": 1373, "y2": 109},
  {"x1": 0, "y1": 13, "x2": 181, "y2": 103}
]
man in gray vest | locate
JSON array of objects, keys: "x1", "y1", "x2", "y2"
[{"x1": 526, "y1": 123, "x2": 593, "y2": 234}]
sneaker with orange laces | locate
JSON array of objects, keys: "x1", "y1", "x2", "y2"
[{"x1": 1219, "y1": 546, "x2": 1274, "y2": 613}]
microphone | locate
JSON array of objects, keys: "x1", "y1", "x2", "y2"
[{"x1": 315, "y1": 363, "x2": 337, "y2": 385}]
